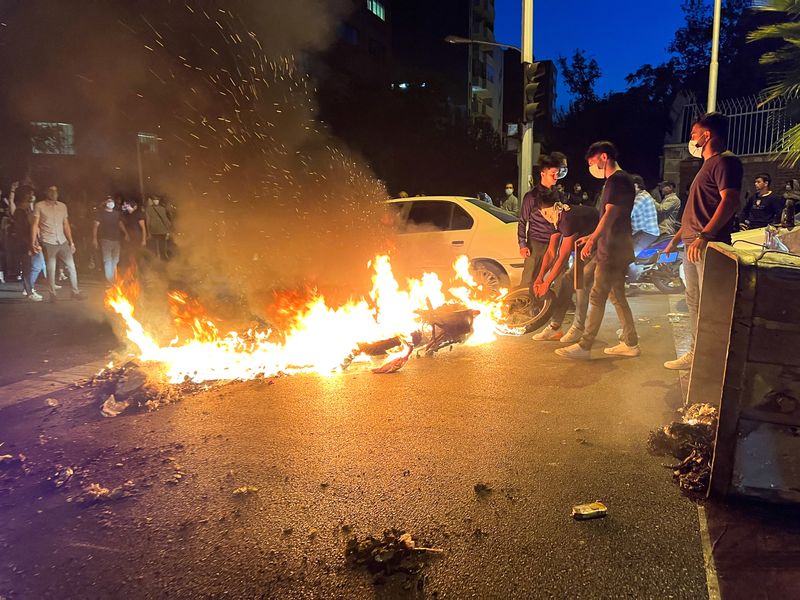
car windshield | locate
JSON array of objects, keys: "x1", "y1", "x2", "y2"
[{"x1": 464, "y1": 198, "x2": 517, "y2": 224}]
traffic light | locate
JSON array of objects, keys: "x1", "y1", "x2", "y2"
[{"x1": 523, "y1": 60, "x2": 555, "y2": 128}]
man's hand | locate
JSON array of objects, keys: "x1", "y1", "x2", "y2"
[
  {"x1": 533, "y1": 280, "x2": 549, "y2": 298},
  {"x1": 92, "y1": 239, "x2": 99, "y2": 250},
  {"x1": 10, "y1": 181, "x2": 18, "y2": 193},
  {"x1": 577, "y1": 235, "x2": 595, "y2": 260},
  {"x1": 124, "y1": 234, "x2": 130, "y2": 242},
  {"x1": 687, "y1": 237, "x2": 707, "y2": 263},
  {"x1": 70, "y1": 242, "x2": 77, "y2": 254},
  {"x1": 519, "y1": 246, "x2": 531, "y2": 258},
  {"x1": 140, "y1": 238, "x2": 147, "y2": 247},
  {"x1": 31, "y1": 244, "x2": 40, "y2": 255},
  {"x1": 739, "y1": 222, "x2": 749, "y2": 231}
]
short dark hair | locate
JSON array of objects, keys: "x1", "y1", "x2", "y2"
[
  {"x1": 755, "y1": 172, "x2": 771, "y2": 186},
  {"x1": 694, "y1": 112, "x2": 729, "y2": 144},
  {"x1": 550, "y1": 151, "x2": 567, "y2": 165},
  {"x1": 631, "y1": 174, "x2": 645, "y2": 189},
  {"x1": 534, "y1": 188, "x2": 561, "y2": 209},
  {"x1": 660, "y1": 181, "x2": 675, "y2": 191},
  {"x1": 538, "y1": 153, "x2": 562, "y2": 171},
  {"x1": 585, "y1": 140, "x2": 618, "y2": 161}
]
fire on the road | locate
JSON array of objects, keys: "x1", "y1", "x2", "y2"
[{"x1": 105, "y1": 255, "x2": 515, "y2": 384}]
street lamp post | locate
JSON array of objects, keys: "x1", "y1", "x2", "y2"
[
  {"x1": 520, "y1": 0, "x2": 534, "y2": 197},
  {"x1": 707, "y1": 0, "x2": 722, "y2": 112}
]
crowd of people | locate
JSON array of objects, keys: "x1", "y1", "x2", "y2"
[
  {"x1": 516, "y1": 112, "x2": 772, "y2": 372},
  {"x1": 0, "y1": 181, "x2": 176, "y2": 302}
]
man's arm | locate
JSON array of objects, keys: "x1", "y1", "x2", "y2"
[
  {"x1": 517, "y1": 195, "x2": 530, "y2": 253},
  {"x1": 31, "y1": 212, "x2": 41, "y2": 253},
  {"x1": 535, "y1": 232, "x2": 561, "y2": 283},
  {"x1": 92, "y1": 221, "x2": 100, "y2": 249},
  {"x1": 119, "y1": 218, "x2": 130, "y2": 241},
  {"x1": 577, "y1": 204, "x2": 623, "y2": 259},
  {"x1": 686, "y1": 188, "x2": 740, "y2": 262},
  {"x1": 138, "y1": 218, "x2": 147, "y2": 246},
  {"x1": 64, "y1": 217, "x2": 75, "y2": 249},
  {"x1": 543, "y1": 234, "x2": 577, "y2": 286}
]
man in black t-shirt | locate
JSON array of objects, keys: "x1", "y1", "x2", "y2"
[
  {"x1": 518, "y1": 154, "x2": 565, "y2": 288},
  {"x1": 739, "y1": 173, "x2": 783, "y2": 231},
  {"x1": 93, "y1": 197, "x2": 129, "y2": 284},
  {"x1": 530, "y1": 190, "x2": 600, "y2": 342},
  {"x1": 664, "y1": 112, "x2": 743, "y2": 371},
  {"x1": 121, "y1": 198, "x2": 147, "y2": 270},
  {"x1": 555, "y1": 140, "x2": 640, "y2": 360}
]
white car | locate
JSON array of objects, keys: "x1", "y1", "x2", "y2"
[{"x1": 385, "y1": 196, "x2": 523, "y2": 292}]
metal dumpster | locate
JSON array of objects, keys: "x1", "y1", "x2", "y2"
[{"x1": 687, "y1": 244, "x2": 800, "y2": 502}]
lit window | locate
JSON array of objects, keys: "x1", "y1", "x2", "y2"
[
  {"x1": 366, "y1": 0, "x2": 385, "y2": 21},
  {"x1": 138, "y1": 132, "x2": 159, "y2": 154},
  {"x1": 31, "y1": 122, "x2": 75, "y2": 155}
]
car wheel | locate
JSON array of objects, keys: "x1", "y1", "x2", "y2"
[{"x1": 470, "y1": 261, "x2": 510, "y2": 296}]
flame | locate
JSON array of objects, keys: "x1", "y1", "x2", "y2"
[{"x1": 105, "y1": 255, "x2": 512, "y2": 384}]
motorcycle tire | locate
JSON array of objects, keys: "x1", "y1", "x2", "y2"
[
  {"x1": 652, "y1": 273, "x2": 686, "y2": 294},
  {"x1": 499, "y1": 288, "x2": 555, "y2": 332}
]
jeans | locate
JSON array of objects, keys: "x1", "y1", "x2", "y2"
[
  {"x1": 579, "y1": 260, "x2": 638, "y2": 350},
  {"x1": 520, "y1": 240, "x2": 549, "y2": 288},
  {"x1": 100, "y1": 239, "x2": 121, "y2": 284},
  {"x1": 22, "y1": 251, "x2": 46, "y2": 295},
  {"x1": 682, "y1": 250, "x2": 704, "y2": 347},
  {"x1": 42, "y1": 242, "x2": 79, "y2": 294},
  {"x1": 550, "y1": 257, "x2": 595, "y2": 331}
]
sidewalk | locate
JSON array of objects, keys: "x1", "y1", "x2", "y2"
[{"x1": 667, "y1": 293, "x2": 800, "y2": 600}]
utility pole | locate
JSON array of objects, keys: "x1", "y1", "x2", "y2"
[
  {"x1": 520, "y1": 0, "x2": 534, "y2": 196},
  {"x1": 707, "y1": 0, "x2": 721, "y2": 112}
]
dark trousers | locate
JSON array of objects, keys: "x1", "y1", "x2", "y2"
[
  {"x1": 579, "y1": 260, "x2": 638, "y2": 350},
  {"x1": 520, "y1": 240, "x2": 549, "y2": 288},
  {"x1": 149, "y1": 234, "x2": 169, "y2": 260}
]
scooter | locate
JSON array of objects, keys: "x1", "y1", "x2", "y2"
[{"x1": 628, "y1": 235, "x2": 685, "y2": 293}]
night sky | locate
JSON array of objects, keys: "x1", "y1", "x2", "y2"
[{"x1": 494, "y1": 0, "x2": 687, "y2": 104}]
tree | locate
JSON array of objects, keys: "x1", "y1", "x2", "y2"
[
  {"x1": 750, "y1": 0, "x2": 800, "y2": 166},
  {"x1": 557, "y1": 49, "x2": 601, "y2": 111}
]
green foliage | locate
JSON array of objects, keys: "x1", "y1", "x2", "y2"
[{"x1": 556, "y1": 50, "x2": 601, "y2": 111}]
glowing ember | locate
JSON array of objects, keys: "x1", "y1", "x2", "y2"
[{"x1": 105, "y1": 255, "x2": 511, "y2": 384}]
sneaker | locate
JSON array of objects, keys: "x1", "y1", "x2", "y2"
[
  {"x1": 604, "y1": 342, "x2": 641, "y2": 357},
  {"x1": 561, "y1": 325, "x2": 584, "y2": 344},
  {"x1": 555, "y1": 343, "x2": 591, "y2": 360},
  {"x1": 21, "y1": 289, "x2": 28, "y2": 297},
  {"x1": 71, "y1": 291, "x2": 87, "y2": 301},
  {"x1": 53, "y1": 284, "x2": 62, "y2": 290},
  {"x1": 0, "y1": 271, "x2": 4, "y2": 284},
  {"x1": 664, "y1": 351, "x2": 693, "y2": 370},
  {"x1": 532, "y1": 325, "x2": 562, "y2": 341},
  {"x1": 28, "y1": 291, "x2": 43, "y2": 302}
]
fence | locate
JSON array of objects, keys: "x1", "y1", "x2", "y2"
[{"x1": 677, "y1": 91, "x2": 798, "y2": 156}]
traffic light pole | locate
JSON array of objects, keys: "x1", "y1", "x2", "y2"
[{"x1": 520, "y1": 0, "x2": 534, "y2": 196}]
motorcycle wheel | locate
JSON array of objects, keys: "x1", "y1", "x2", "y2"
[
  {"x1": 652, "y1": 272, "x2": 686, "y2": 294},
  {"x1": 498, "y1": 288, "x2": 555, "y2": 332}
]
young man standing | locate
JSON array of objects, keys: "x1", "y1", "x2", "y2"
[
  {"x1": 654, "y1": 181, "x2": 681, "y2": 235},
  {"x1": 501, "y1": 182, "x2": 520, "y2": 215},
  {"x1": 664, "y1": 113, "x2": 743, "y2": 370},
  {"x1": 555, "y1": 141, "x2": 640, "y2": 360},
  {"x1": 518, "y1": 154, "x2": 563, "y2": 288},
  {"x1": 530, "y1": 190, "x2": 600, "y2": 342},
  {"x1": 93, "y1": 196, "x2": 129, "y2": 285},
  {"x1": 31, "y1": 185, "x2": 85, "y2": 301}
]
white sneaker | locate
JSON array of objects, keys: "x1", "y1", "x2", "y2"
[
  {"x1": 561, "y1": 325, "x2": 584, "y2": 344},
  {"x1": 664, "y1": 351, "x2": 693, "y2": 370},
  {"x1": 0, "y1": 271, "x2": 4, "y2": 284},
  {"x1": 22, "y1": 289, "x2": 28, "y2": 296},
  {"x1": 604, "y1": 342, "x2": 641, "y2": 357},
  {"x1": 555, "y1": 343, "x2": 591, "y2": 360},
  {"x1": 532, "y1": 325, "x2": 562, "y2": 341},
  {"x1": 28, "y1": 291, "x2": 43, "y2": 302}
]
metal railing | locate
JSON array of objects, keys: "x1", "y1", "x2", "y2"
[{"x1": 677, "y1": 90, "x2": 798, "y2": 156}]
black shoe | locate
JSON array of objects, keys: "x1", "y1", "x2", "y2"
[{"x1": 71, "y1": 291, "x2": 87, "y2": 301}]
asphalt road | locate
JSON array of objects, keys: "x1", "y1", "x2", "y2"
[{"x1": 0, "y1": 293, "x2": 709, "y2": 599}]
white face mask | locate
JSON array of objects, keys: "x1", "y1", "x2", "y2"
[
  {"x1": 557, "y1": 167, "x2": 568, "y2": 180},
  {"x1": 505, "y1": 188, "x2": 513, "y2": 196},
  {"x1": 589, "y1": 161, "x2": 606, "y2": 180},
  {"x1": 688, "y1": 132, "x2": 707, "y2": 158},
  {"x1": 105, "y1": 200, "x2": 115, "y2": 210}
]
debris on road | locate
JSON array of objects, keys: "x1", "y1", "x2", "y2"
[
  {"x1": 647, "y1": 403, "x2": 718, "y2": 495},
  {"x1": 346, "y1": 528, "x2": 442, "y2": 586},
  {"x1": 51, "y1": 466, "x2": 75, "y2": 488},
  {"x1": 101, "y1": 394, "x2": 130, "y2": 418},
  {"x1": 232, "y1": 485, "x2": 259, "y2": 496},
  {"x1": 571, "y1": 501, "x2": 608, "y2": 520},
  {"x1": 372, "y1": 341, "x2": 413, "y2": 374},
  {"x1": 474, "y1": 482, "x2": 493, "y2": 496},
  {"x1": 45, "y1": 398, "x2": 59, "y2": 408},
  {"x1": 73, "y1": 480, "x2": 137, "y2": 505}
]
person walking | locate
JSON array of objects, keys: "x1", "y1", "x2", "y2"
[
  {"x1": 145, "y1": 195, "x2": 172, "y2": 260},
  {"x1": 121, "y1": 197, "x2": 147, "y2": 270},
  {"x1": 501, "y1": 182, "x2": 520, "y2": 215},
  {"x1": 31, "y1": 185, "x2": 85, "y2": 301},
  {"x1": 9, "y1": 186, "x2": 45, "y2": 301},
  {"x1": 518, "y1": 154, "x2": 563, "y2": 289},
  {"x1": 663, "y1": 112, "x2": 743, "y2": 370},
  {"x1": 93, "y1": 196, "x2": 128, "y2": 285},
  {"x1": 555, "y1": 141, "x2": 640, "y2": 360},
  {"x1": 529, "y1": 190, "x2": 600, "y2": 343}
]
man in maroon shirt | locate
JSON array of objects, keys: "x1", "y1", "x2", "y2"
[{"x1": 663, "y1": 113, "x2": 743, "y2": 371}]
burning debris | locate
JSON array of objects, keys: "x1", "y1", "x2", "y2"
[
  {"x1": 647, "y1": 403, "x2": 719, "y2": 494},
  {"x1": 345, "y1": 528, "x2": 443, "y2": 588},
  {"x1": 72, "y1": 480, "x2": 137, "y2": 505}
]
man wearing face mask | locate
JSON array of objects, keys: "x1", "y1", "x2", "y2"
[
  {"x1": 518, "y1": 154, "x2": 564, "y2": 288},
  {"x1": 145, "y1": 195, "x2": 172, "y2": 260},
  {"x1": 93, "y1": 196, "x2": 129, "y2": 285},
  {"x1": 501, "y1": 182, "x2": 519, "y2": 215},
  {"x1": 663, "y1": 112, "x2": 742, "y2": 370},
  {"x1": 555, "y1": 140, "x2": 640, "y2": 360}
]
